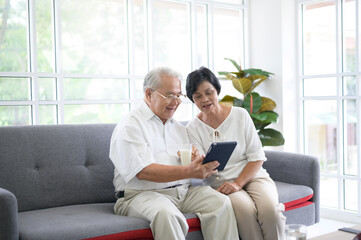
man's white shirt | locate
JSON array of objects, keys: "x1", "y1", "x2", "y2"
[{"x1": 109, "y1": 101, "x2": 191, "y2": 192}]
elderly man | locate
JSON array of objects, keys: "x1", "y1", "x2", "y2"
[{"x1": 109, "y1": 67, "x2": 238, "y2": 240}]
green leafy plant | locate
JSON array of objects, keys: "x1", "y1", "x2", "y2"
[{"x1": 219, "y1": 58, "x2": 285, "y2": 146}]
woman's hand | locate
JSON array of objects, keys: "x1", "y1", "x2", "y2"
[{"x1": 216, "y1": 182, "x2": 242, "y2": 195}]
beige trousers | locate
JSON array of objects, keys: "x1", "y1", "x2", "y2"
[
  {"x1": 114, "y1": 185, "x2": 239, "y2": 240},
  {"x1": 228, "y1": 177, "x2": 286, "y2": 240}
]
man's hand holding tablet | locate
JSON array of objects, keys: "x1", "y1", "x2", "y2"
[{"x1": 202, "y1": 141, "x2": 237, "y2": 171}]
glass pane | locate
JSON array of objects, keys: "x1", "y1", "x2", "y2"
[
  {"x1": 219, "y1": 79, "x2": 241, "y2": 100},
  {"x1": 38, "y1": 78, "x2": 56, "y2": 100},
  {"x1": 192, "y1": 103, "x2": 200, "y2": 117},
  {"x1": 133, "y1": 0, "x2": 147, "y2": 75},
  {"x1": 60, "y1": 0, "x2": 127, "y2": 74},
  {"x1": 344, "y1": 179, "x2": 358, "y2": 211},
  {"x1": 0, "y1": 0, "x2": 29, "y2": 72},
  {"x1": 214, "y1": 0, "x2": 242, "y2": 4},
  {"x1": 174, "y1": 102, "x2": 193, "y2": 121},
  {"x1": 180, "y1": 80, "x2": 187, "y2": 99},
  {"x1": 0, "y1": 78, "x2": 31, "y2": 100},
  {"x1": 302, "y1": 1, "x2": 336, "y2": 75},
  {"x1": 304, "y1": 100, "x2": 337, "y2": 173},
  {"x1": 135, "y1": 78, "x2": 144, "y2": 100},
  {"x1": 63, "y1": 78, "x2": 129, "y2": 100},
  {"x1": 0, "y1": 105, "x2": 31, "y2": 125},
  {"x1": 130, "y1": 100, "x2": 142, "y2": 111},
  {"x1": 359, "y1": 0, "x2": 361, "y2": 72},
  {"x1": 342, "y1": 0, "x2": 356, "y2": 72},
  {"x1": 321, "y1": 176, "x2": 338, "y2": 208},
  {"x1": 36, "y1": 0, "x2": 54, "y2": 72},
  {"x1": 39, "y1": 105, "x2": 57, "y2": 124},
  {"x1": 303, "y1": 77, "x2": 337, "y2": 96},
  {"x1": 343, "y1": 76, "x2": 356, "y2": 96},
  {"x1": 64, "y1": 104, "x2": 129, "y2": 124},
  {"x1": 195, "y1": 4, "x2": 208, "y2": 68},
  {"x1": 152, "y1": 0, "x2": 191, "y2": 74},
  {"x1": 343, "y1": 100, "x2": 357, "y2": 175},
  {"x1": 213, "y1": 7, "x2": 244, "y2": 74}
]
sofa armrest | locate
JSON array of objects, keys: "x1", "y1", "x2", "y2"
[
  {"x1": 263, "y1": 150, "x2": 320, "y2": 222},
  {"x1": 0, "y1": 187, "x2": 19, "y2": 240}
]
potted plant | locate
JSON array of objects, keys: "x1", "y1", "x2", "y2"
[{"x1": 219, "y1": 58, "x2": 285, "y2": 146}]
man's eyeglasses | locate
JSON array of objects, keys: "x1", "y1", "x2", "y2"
[{"x1": 151, "y1": 89, "x2": 187, "y2": 103}]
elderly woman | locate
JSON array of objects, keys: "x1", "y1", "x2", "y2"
[{"x1": 185, "y1": 67, "x2": 286, "y2": 240}]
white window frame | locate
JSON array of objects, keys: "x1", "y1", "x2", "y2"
[
  {"x1": 298, "y1": 0, "x2": 361, "y2": 220},
  {"x1": 0, "y1": 0, "x2": 248, "y2": 125}
]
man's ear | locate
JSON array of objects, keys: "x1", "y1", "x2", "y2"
[{"x1": 144, "y1": 88, "x2": 152, "y2": 103}]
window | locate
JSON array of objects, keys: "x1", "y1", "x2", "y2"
[
  {"x1": 300, "y1": 0, "x2": 360, "y2": 215},
  {"x1": 0, "y1": 0, "x2": 246, "y2": 125}
]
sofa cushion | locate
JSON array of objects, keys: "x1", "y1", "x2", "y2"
[
  {"x1": 0, "y1": 124, "x2": 117, "y2": 212},
  {"x1": 18, "y1": 203, "x2": 201, "y2": 240},
  {"x1": 275, "y1": 181, "x2": 313, "y2": 211}
]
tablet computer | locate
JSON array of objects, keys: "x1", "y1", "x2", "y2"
[{"x1": 202, "y1": 141, "x2": 237, "y2": 171}]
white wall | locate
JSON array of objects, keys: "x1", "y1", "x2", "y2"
[{"x1": 248, "y1": 0, "x2": 299, "y2": 152}]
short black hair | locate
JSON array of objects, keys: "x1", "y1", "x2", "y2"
[{"x1": 186, "y1": 67, "x2": 221, "y2": 102}]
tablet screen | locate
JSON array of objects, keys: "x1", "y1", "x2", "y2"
[{"x1": 202, "y1": 141, "x2": 237, "y2": 171}]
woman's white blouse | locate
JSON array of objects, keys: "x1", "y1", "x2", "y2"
[{"x1": 186, "y1": 107, "x2": 269, "y2": 188}]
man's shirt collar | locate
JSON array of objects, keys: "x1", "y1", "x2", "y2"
[{"x1": 139, "y1": 100, "x2": 174, "y2": 124}]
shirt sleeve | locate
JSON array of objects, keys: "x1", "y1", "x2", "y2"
[
  {"x1": 109, "y1": 123, "x2": 155, "y2": 184},
  {"x1": 242, "y1": 109, "x2": 267, "y2": 162}
]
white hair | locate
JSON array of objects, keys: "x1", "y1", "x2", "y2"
[{"x1": 143, "y1": 67, "x2": 182, "y2": 92}]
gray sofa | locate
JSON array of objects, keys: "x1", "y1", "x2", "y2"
[{"x1": 0, "y1": 124, "x2": 320, "y2": 240}]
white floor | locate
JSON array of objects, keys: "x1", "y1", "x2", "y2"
[{"x1": 307, "y1": 217, "x2": 360, "y2": 238}]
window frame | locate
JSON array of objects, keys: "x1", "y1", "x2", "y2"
[
  {"x1": 298, "y1": 0, "x2": 361, "y2": 219},
  {"x1": 0, "y1": 0, "x2": 248, "y2": 125}
]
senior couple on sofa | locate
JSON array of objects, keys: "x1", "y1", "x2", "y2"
[{"x1": 109, "y1": 66, "x2": 286, "y2": 240}]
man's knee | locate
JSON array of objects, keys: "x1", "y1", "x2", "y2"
[
  {"x1": 155, "y1": 207, "x2": 187, "y2": 223},
  {"x1": 152, "y1": 207, "x2": 189, "y2": 235}
]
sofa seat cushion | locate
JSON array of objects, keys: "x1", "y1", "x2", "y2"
[
  {"x1": 18, "y1": 203, "x2": 200, "y2": 240},
  {"x1": 275, "y1": 181, "x2": 314, "y2": 211}
]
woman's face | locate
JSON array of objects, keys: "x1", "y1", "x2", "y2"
[{"x1": 192, "y1": 81, "x2": 219, "y2": 113}]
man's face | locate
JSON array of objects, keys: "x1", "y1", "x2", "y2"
[{"x1": 147, "y1": 75, "x2": 182, "y2": 123}]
